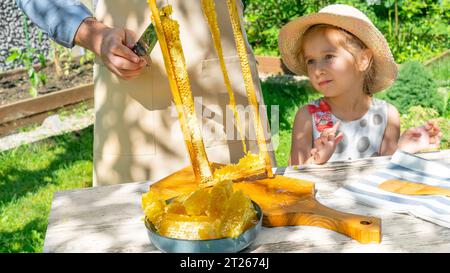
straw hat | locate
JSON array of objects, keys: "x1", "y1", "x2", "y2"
[{"x1": 278, "y1": 4, "x2": 398, "y2": 93}]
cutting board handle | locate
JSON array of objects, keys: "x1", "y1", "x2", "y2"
[{"x1": 263, "y1": 198, "x2": 382, "y2": 244}]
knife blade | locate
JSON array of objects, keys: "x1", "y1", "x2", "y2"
[{"x1": 132, "y1": 23, "x2": 158, "y2": 65}]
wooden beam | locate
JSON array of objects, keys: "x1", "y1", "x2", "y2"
[
  {"x1": 0, "y1": 83, "x2": 93, "y2": 124},
  {"x1": 255, "y1": 56, "x2": 293, "y2": 75},
  {"x1": 0, "y1": 98, "x2": 94, "y2": 137},
  {"x1": 0, "y1": 83, "x2": 94, "y2": 136}
]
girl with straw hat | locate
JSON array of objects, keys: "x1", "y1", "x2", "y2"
[{"x1": 279, "y1": 4, "x2": 442, "y2": 165}]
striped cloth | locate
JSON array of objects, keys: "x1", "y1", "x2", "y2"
[{"x1": 334, "y1": 150, "x2": 450, "y2": 228}]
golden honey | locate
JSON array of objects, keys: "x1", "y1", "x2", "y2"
[
  {"x1": 143, "y1": 0, "x2": 274, "y2": 240},
  {"x1": 143, "y1": 180, "x2": 257, "y2": 240}
]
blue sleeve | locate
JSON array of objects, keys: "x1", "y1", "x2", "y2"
[{"x1": 15, "y1": 0, "x2": 93, "y2": 48}]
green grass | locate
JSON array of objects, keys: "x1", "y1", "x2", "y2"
[
  {"x1": 0, "y1": 126, "x2": 93, "y2": 253},
  {"x1": 253, "y1": 47, "x2": 279, "y2": 57},
  {"x1": 260, "y1": 75, "x2": 321, "y2": 131},
  {"x1": 260, "y1": 75, "x2": 321, "y2": 166},
  {"x1": 17, "y1": 124, "x2": 40, "y2": 134},
  {"x1": 426, "y1": 55, "x2": 450, "y2": 89},
  {"x1": 270, "y1": 130, "x2": 292, "y2": 167},
  {"x1": 58, "y1": 101, "x2": 91, "y2": 120}
]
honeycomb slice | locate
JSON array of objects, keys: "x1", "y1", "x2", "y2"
[
  {"x1": 213, "y1": 152, "x2": 266, "y2": 182},
  {"x1": 158, "y1": 214, "x2": 220, "y2": 240},
  {"x1": 207, "y1": 180, "x2": 233, "y2": 218},
  {"x1": 142, "y1": 191, "x2": 166, "y2": 227},
  {"x1": 183, "y1": 188, "x2": 211, "y2": 216},
  {"x1": 166, "y1": 200, "x2": 187, "y2": 215},
  {"x1": 219, "y1": 190, "x2": 257, "y2": 238}
]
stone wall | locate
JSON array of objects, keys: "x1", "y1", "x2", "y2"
[{"x1": 0, "y1": 0, "x2": 51, "y2": 72}]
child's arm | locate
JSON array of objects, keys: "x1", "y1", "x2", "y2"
[
  {"x1": 289, "y1": 106, "x2": 313, "y2": 165},
  {"x1": 379, "y1": 104, "x2": 400, "y2": 156}
]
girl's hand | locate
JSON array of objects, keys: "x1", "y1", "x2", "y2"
[
  {"x1": 398, "y1": 120, "x2": 442, "y2": 154},
  {"x1": 309, "y1": 121, "x2": 344, "y2": 164}
]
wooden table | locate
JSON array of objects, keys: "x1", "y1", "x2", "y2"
[{"x1": 43, "y1": 150, "x2": 450, "y2": 253}]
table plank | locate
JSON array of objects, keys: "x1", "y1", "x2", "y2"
[{"x1": 43, "y1": 150, "x2": 450, "y2": 252}]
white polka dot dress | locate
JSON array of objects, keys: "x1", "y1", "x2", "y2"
[{"x1": 309, "y1": 98, "x2": 388, "y2": 162}]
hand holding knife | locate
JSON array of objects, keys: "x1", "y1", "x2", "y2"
[{"x1": 131, "y1": 23, "x2": 158, "y2": 66}]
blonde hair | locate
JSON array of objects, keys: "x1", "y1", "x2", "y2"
[{"x1": 298, "y1": 24, "x2": 376, "y2": 95}]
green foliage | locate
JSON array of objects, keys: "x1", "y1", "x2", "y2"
[
  {"x1": 380, "y1": 18, "x2": 449, "y2": 63},
  {"x1": 0, "y1": 126, "x2": 93, "y2": 253},
  {"x1": 261, "y1": 75, "x2": 321, "y2": 131},
  {"x1": 58, "y1": 101, "x2": 91, "y2": 120},
  {"x1": 79, "y1": 49, "x2": 95, "y2": 66},
  {"x1": 50, "y1": 41, "x2": 73, "y2": 78},
  {"x1": 399, "y1": 105, "x2": 439, "y2": 131},
  {"x1": 243, "y1": 0, "x2": 328, "y2": 56},
  {"x1": 374, "y1": 0, "x2": 449, "y2": 62},
  {"x1": 17, "y1": 124, "x2": 39, "y2": 133},
  {"x1": 376, "y1": 61, "x2": 446, "y2": 115},
  {"x1": 272, "y1": 129, "x2": 292, "y2": 167},
  {"x1": 399, "y1": 106, "x2": 449, "y2": 149},
  {"x1": 6, "y1": 17, "x2": 47, "y2": 97},
  {"x1": 243, "y1": 0, "x2": 449, "y2": 63},
  {"x1": 51, "y1": 41, "x2": 95, "y2": 79},
  {"x1": 426, "y1": 55, "x2": 450, "y2": 88},
  {"x1": 7, "y1": 47, "x2": 47, "y2": 97},
  {"x1": 242, "y1": 0, "x2": 376, "y2": 55}
]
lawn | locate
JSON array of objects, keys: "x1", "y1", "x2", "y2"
[{"x1": 0, "y1": 127, "x2": 93, "y2": 252}]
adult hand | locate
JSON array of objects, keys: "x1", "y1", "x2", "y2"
[
  {"x1": 74, "y1": 17, "x2": 146, "y2": 80},
  {"x1": 398, "y1": 120, "x2": 442, "y2": 154},
  {"x1": 308, "y1": 121, "x2": 344, "y2": 164}
]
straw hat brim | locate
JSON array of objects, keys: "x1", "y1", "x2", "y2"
[{"x1": 278, "y1": 12, "x2": 398, "y2": 93}]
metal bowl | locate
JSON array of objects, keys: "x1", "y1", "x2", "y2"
[{"x1": 144, "y1": 201, "x2": 263, "y2": 253}]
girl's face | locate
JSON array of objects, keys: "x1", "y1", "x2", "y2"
[{"x1": 302, "y1": 29, "x2": 364, "y2": 97}]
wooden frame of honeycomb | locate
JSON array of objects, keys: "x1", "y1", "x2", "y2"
[{"x1": 148, "y1": 0, "x2": 273, "y2": 188}]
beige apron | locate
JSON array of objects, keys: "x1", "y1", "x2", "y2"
[{"x1": 93, "y1": 0, "x2": 276, "y2": 186}]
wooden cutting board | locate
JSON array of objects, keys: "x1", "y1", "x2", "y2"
[
  {"x1": 149, "y1": 164, "x2": 382, "y2": 244},
  {"x1": 379, "y1": 179, "x2": 450, "y2": 197}
]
